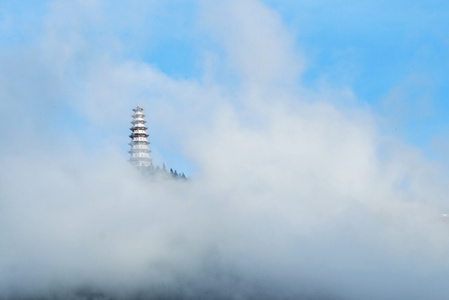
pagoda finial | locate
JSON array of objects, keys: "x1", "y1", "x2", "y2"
[{"x1": 137, "y1": 101, "x2": 140, "y2": 107}]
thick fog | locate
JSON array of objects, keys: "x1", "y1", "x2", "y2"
[{"x1": 1, "y1": 1, "x2": 449, "y2": 299}]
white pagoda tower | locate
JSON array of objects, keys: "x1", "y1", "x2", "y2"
[{"x1": 129, "y1": 104, "x2": 152, "y2": 168}]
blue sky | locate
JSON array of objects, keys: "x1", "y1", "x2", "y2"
[{"x1": 1, "y1": 0, "x2": 449, "y2": 173}]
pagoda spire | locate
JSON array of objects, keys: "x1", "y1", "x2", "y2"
[{"x1": 129, "y1": 105, "x2": 152, "y2": 168}]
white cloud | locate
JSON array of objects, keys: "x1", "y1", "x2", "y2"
[
  {"x1": 1, "y1": 0, "x2": 449, "y2": 299},
  {"x1": 199, "y1": 0, "x2": 304, "y2": 94}
]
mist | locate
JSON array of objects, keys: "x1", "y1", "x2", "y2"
[{"x1": 1, "y1": 0, "x2": 449, "y2": 299}]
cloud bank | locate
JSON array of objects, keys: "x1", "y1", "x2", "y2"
[{"x1": 1, "y1": 0, "x2": 449, "y2": 299}]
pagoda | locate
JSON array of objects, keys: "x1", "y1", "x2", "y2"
[{"x1": 129, "y1": 104, "x2": 152, "y2": 168}]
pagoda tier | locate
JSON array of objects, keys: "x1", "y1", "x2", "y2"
[
  {"x1": 129, "y1": 104, "x2": 152, "y2": 168},
  {"x1": 128, "y1": 148, "x2": 150, "y2": 154},
  {"x1": 130, "y1": 126, "x2": 148, "y2": 130},
  {"x1": 128, "y1": 141, "x2": 148, "y2": 145},
  {"x1": 129, "y1": 133, "x2": 149, "y2": 138}
]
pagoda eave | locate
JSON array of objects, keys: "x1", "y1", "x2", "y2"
[{"x1": 130, "y1": 127, "x2": 148, "y2": 131}]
